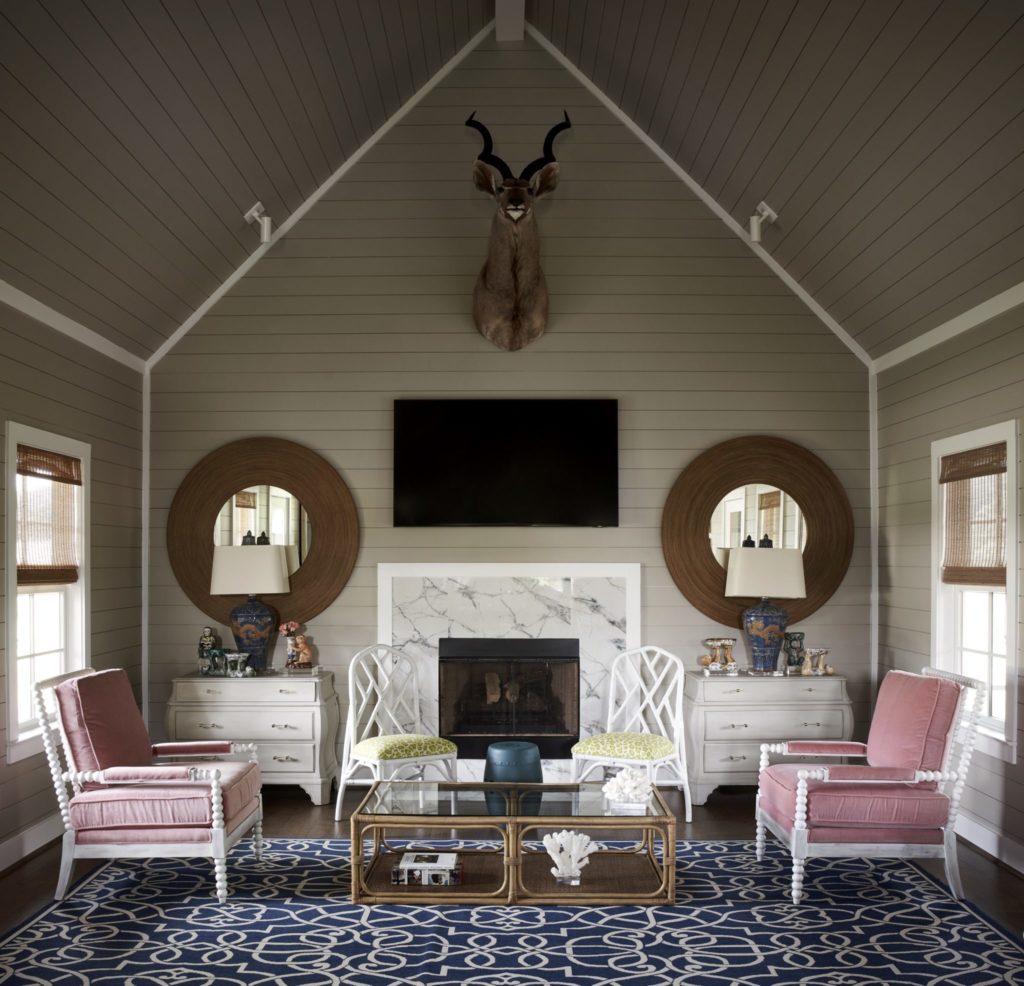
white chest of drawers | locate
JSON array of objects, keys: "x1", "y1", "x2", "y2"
[
  {"x1": 683, "y1": 671, "x2": 854, "y2": 805},
  {"x1": 166, "y1": 671, "x2": 341, "y2": 805}
]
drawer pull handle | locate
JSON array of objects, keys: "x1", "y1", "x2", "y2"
[
  {"x1": 725, "y1": 688, "x2": 742, "y2": 694},
  {"x1": 272, "y1": 755, "x2": 299, "y2": 762},
  {"x1": 724, "y1": 723, "x2": 748, "y2": 730},
  {"x1": 197, "y1": 722, "x2": 222, "y2": 730},
  {"x1": 278, "y1": 689, "x2": 297, "y2": 695},
  {"x1": 726, "y1": 755, "x2": 747, "y2": 762},
  {"x1": 802, "y1": 721, "x2": 822, "y2": 728},
  {"x1": 803, "y1": 688, "x2": 816, "y2": 693},
  {"x1": 205, "y1": 689, "x2": 221, "y2": 695},
  {"x1": 271, "y1": 723, "x2": 295, "y2": 730}
]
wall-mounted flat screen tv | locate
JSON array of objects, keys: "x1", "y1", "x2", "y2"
[{"x1": 393, "y1": 399, "x2": 618, "y2": 527}]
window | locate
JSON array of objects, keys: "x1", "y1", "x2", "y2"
[
  {"x1": 758, "y1": 490, "x2": 781, "y2": 545},
  {"x1": 932, "y1": 421, "x2": 1018, "y2": 763},
  {"x1": 5, "y1": 423, "x2": 90, "y2": 761}
]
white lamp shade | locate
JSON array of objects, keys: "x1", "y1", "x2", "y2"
[
  {"x1": 724, "y1": 548, "x2": 805, "y2": 599},
  {"x1": 211, "y1": 545, "x2": 290, "y2": 595}
]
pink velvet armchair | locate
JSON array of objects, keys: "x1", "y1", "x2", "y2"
[
  {"x1": 35, "y1": 668, "x2": 264, "y2": 902},
  {"x1": 756, "y1": 667, "x2": 984, "y2": 904}
]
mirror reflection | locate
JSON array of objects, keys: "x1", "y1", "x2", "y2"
[
  {"x1": 708, "y1": 484, "x2": 806, "y2": 567},
  {"x1": 214, "y1": 486, "x2": 311, "y2": 573}
]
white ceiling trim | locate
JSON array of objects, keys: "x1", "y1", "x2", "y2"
[
  {"x1": 148, "y1": 18, "x2": 497, "y2": 370},
  {"x1": 872, "y1": 279, "x2": 1024, "y2": 373},
  {"x1": 526, "y1": 24, "x2": 873, "y2": 369},
  {"x1": 0, "y1": 277, "x2": 145, "y2": 373}
]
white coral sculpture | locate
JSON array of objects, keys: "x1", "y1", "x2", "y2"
[
  {"x1": 542, "y1": 829, "x2": 595, "y2": 882},
  {"x1": 602, "y1": 767, "x2": 652, "y2": 804}
]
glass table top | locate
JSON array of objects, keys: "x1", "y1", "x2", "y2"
[{"x1": 356, "y1": 781, "x2": 668, "y2": 819}]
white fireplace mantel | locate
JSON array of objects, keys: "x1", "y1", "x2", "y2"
[{"x1": 377, "y1": 562, "x2": 642, "y2": 781}]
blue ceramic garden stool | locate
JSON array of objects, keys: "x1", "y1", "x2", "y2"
[{"x1": 484, "y1": 741, "x2": 543, "y2": 783}]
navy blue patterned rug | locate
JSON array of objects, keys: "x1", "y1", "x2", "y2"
[{"x1": 2, "y1": 839, "x2": 1022, "y2": 985}]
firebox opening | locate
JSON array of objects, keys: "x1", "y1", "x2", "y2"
[{"x1": 438, "y1": 637, "x2": 580, "y2": 758}]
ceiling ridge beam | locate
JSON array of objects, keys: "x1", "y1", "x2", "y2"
[
  {"x1": 147, "y1": 18, "x2": 497, "y2": 370},
  {"x1": 524, "y1": 23, "x2": 872, "y2": 370},
  {"x1": 0, "y1": 278, "x2": 145, "y2": 373}
]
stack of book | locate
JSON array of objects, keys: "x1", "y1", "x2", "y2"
[{"x1": 390, "y1": 851, "x2": 463, "y2": 887}]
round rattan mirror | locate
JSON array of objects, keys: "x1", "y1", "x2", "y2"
[
  {"x1": 661, "y1": 436, "x2": 854, "y2": 627},
  {"x1": 167, "y1": 438, "x2": 359, "y2": 625}
]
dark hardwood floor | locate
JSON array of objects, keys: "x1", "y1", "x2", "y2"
[{"x1": 2, "y1": 784, "x2": 1022, "y2": 938}]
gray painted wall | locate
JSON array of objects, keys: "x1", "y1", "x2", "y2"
[
  {"x1": 149, "y1": 37, "x2": 871, "y2": 749},
  {"x1": 0, "y1": 303, "x2": 142, "y2": 847},
  {"x1": 878, "y1": 308, "x2": 1024, "y2": 847}
]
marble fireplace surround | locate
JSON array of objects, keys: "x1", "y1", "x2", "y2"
[{"x1": 378, "y1": 563, "x2": 641, "y2": 781}]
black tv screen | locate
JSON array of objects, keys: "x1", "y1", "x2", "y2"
[{"x1": 393, "y1": 399, "x2": 618, "y2": 527}]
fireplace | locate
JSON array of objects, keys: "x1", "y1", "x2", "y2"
[{"x1": 438, "y1": 638, "x2": 580, "y2": 758}]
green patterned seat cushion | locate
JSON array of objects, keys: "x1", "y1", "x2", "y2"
[
  {"x1": 571, "y1": 732, "x2": 674, "y2": 761},
  {"x1": 353, "y1": 734, "x2": 457, "y2": 761}
]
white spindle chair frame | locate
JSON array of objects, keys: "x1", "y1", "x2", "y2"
[
  {"x1": 334, "y1": 644, "x2": 457, "y2": 820},
  {"x1": 35, "y1": 668, "x2": 263, "y2": 903},
  {"x1": 571, "y1": 646, "x2": 693, "y2": 822},
  {"x1": 755, "y1": 666, "x2": 985, "y2": 904}
]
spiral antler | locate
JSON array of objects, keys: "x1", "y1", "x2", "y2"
[
  {"x1": 466, "y1": 112, "x2": 513, "y2": 180},
  {"x1": 519, "y1": 111, "x2": 572, "y2": 181}
]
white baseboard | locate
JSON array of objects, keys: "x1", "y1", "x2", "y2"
[
  {"x1": 956, "y1": 811, "x2": 1024, "y2": 876},
  {"x1": 0, "y1": 813, "x2": 63, "y2": 874}
]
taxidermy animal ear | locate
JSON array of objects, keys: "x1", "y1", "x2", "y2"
[
  {"x1": 532, "y1": 161, "x2": 560, "y2": 198},
  {"x1": 473, "y1": 161, "x2": 499, "y2": 196}
]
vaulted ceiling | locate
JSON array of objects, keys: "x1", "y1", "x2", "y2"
[{"x1": 1, "y1": 0, "x2": 1022, "y2": 363}]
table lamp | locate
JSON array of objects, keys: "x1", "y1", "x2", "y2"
[
  {"x1": 211, "y1": 545, "x2": 289, "y2": 673},
  {"x1": 725, "y1": 547, "x2": 805, "y2": 674}
]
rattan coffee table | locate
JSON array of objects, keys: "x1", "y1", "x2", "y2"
[{"x1": 350, "y1": 780, "x2": 676, "y2": 905}]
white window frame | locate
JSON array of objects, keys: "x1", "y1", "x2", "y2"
[
  {"x1": 5, "y1": 422, "x2": 90, "y2": 763},
  {"x1": 931, "y1": 420, "x2": 1018, "y2": 764}
]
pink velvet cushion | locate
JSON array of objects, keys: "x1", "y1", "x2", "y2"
[
  {"x1": 785, "y1": 741, "x2": 868, "y2": 757},
  {"x1": 54, "y1": 670, "x2": 152, "y2": 771},
  {"x1": 866, "y1": 670, "x2": 960, "y2": 771},
  {"x1": 152, "y1": 741, "x2": 234, "y2": 757},
  {"x1": 69, "y1": 761, "x2": 261, "y2": 832},
  {"x1": 822, "y1": 765, "x2": 918, "y2": 782},
  {"x1": 759, "y1": 763, "x2": 950, "y2": 831},
  {"x1": 102, "y1": 766, "x2": 194, "y2": 783}
]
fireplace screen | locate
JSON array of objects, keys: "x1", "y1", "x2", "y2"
[{"x1": 438, "y1": 638, "x2": 580, "y2": 758}]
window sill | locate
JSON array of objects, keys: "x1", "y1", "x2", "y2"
[
  {"x1": 6, "y1": 730, "x2": 44, "y2": 764},
  {"x1": 976, "y1": 726, "x2": 1017, "y2": 765}
]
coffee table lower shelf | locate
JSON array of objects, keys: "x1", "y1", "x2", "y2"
[{"x1": 355, "y1": 843, "x2": 672, "y2": 905}]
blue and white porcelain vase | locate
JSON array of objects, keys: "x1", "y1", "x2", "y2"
[{"x1": 740, "y1": 597, "x2": 789, "y2": 673}]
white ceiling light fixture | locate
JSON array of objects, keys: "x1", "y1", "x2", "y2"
[
  {"x1": 749, "y1": 201, "x2": 778, "y2": 244},
  {"x1": 244, "y1": 201, "x2": 273, "y2": 244}
]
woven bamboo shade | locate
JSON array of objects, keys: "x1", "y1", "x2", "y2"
[
  {"x1": 939, "y1": 442, "x2": 1007, "y2": 586},
  {"x1": 16, "y1": 444, "x2": 82, "y2": 586}
]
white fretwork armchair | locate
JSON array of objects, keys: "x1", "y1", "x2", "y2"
[
  {"x1": 36, "y1": 668, "x2": 264, "y2": 902},
  {"x1": 334, "y1": 644, "x2": 458, "y2": 820},
  {"x1": 570, "y1": 646, "x2": 693, "y2": 822},
  {"x1": 756, "y1": 667, "x2": 984, "y2": 904}
]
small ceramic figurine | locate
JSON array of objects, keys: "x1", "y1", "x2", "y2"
[
  {"x1": 198, "y1": 626, "x2": 218, "y2": 674},
  {"x1": 800, "y1": 652, "x2": 814, "y2": 676},
  {"x1": 286, "y1": 633, "x2": 314, "y2": 669}
]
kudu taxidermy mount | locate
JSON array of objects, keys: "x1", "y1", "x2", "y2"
[{"x1": 467, "y1": 111, "x2": 571, "y2": 351}]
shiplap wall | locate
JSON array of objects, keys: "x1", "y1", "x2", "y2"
[
  {"x1": 0, "y1": 303, "x2": 142, "y2": 847},
  {"x1": 149, "y1": 36, "x2": 870, "y2": 747},
  {"x1": 878, "y1": 309, "x2": 1024, "y2": 849}
]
